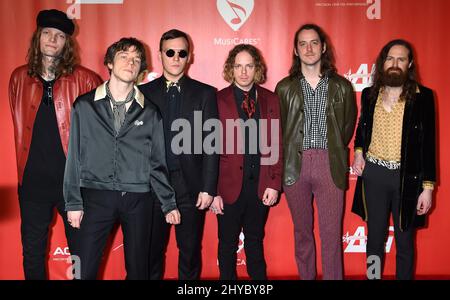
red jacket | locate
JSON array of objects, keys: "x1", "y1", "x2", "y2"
[
  {"x1": 9, "y1": 65, "x2": 102, "y2": 184},
  {"x1": 216, "y1": 85, "x2": 283, "y2": 205}
]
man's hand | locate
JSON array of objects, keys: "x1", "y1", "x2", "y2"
[
  {"x1": 196, "y1": 192, "x2": 213, "y2": 210},
  {"x1": 417, "y1": 189, "x2": 433, "y2": 215},
  {"x1": 262, "y1": 188, "x2": 279, "y2": 206},
  {"x1": 67, "y1": 211, "x2": 84, "y2": 229},
  {"x1": 352, "y1": 152, "x2": 366, "y2": 176},
  {"x1": 165, "y1": 209, "x2": 181, "y2": 225},
  {"x1": 209, "y1": 196, "x2": 224, "y2": 215}
]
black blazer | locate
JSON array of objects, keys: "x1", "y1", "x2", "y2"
[
  {"x1": 139, "y1": 76, "x2": 219, "y2": 197},
  {"x1": 352, "y1": 85, "x2": 436, "y2": 231}
]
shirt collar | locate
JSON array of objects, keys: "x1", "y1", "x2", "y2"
[
  {"x1": 164, "y1": 75, "x2": 185, "y2": 92},
  {"x1": 233, "y1": 84, "x2": 256, "y2": 102},
  {"x1": 94, "y1": 81, "x2": 145, "y2": 108}
]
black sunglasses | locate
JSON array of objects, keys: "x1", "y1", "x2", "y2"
[{"x1": 165, "y1": 49, "x2": 188, "y2": 58}]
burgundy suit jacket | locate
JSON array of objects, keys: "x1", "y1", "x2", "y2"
[{"x1": 216, "y1": 85, "x2": 283, "y2": 205}]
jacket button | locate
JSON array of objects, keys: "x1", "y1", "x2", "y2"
[
  {"x1": 26, "y1": 126, "x2": 31, "y2": 130},
  {"x1": 239, "y1": 166, "x2": 243, "y2": 170},
  {"x1": 23, "y1": 147, "x2": 28, "y2": 151},
  {"x1": 31, "y1": 105, "x2": 36, "y2": 110}
]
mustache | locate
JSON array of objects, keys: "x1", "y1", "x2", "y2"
[{"x1": 387, "y1": 67, "x2": 403, "y2": 73}]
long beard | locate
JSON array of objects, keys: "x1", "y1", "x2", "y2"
[{"x1": 381, "y1": 67, "x2": 407, "y2": 87}]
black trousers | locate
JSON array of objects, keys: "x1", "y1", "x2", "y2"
[
  {"x1": 364, "y1": 161, "x2": 415, "y2": 280},
  {"x1": 18, "y1": 188, "x2": 78, "y2": 280},
  {"x1": 217, "y1": 178, "x2": 269, "y2": 280},
  {"x1": 149, "y1": 170, "x2": 205, "y2": 280},
  {"x1": 77, "y1": 188, "x2": 153, "y2": 280}
]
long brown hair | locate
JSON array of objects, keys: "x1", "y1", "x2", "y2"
[
  {"x1": 289, "y1": 23, "x2": 337, "y2": 78},
  {"x1": 223, "y1": 44, "x2": 266, "y2": 84},
  {"x1": 370, "y1": 39, "x2": 418, "y2": 103},
  {"x1": 26, "y1": 27, "x2": 78, "y2": 78}
]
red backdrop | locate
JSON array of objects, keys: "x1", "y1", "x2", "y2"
[{"x1": 1, "y1": 0, "x2": 449, "y2": 279}]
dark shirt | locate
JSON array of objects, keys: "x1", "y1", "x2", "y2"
[
  {"x1": 21, "y1": 76, "x2": 66, "y2": 201},
  {"x1": 164, "y1": 76, "x2": 184, "y2": 171},
  {"x1": 232, "y1": 85, "x2": 261, "y2": 186}
]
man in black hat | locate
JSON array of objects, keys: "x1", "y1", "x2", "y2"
[{"x1": 8, "y1": 9, "x2": 102, "y2": 279}]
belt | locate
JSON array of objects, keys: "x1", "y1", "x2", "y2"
[{"x1": 366, "y1": 154, "x2": 401, "y2": 170}]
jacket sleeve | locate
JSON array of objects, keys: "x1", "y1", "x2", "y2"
[
  {"x1": 150, "y1": 112, "x2": 177, "y2": 215},
  {"x1": 354, "y1": 88, "x2": 369, "y2": 151},
  {"x1": 268, "y1": 93, "x2": 283, "y2": 192},
  {"x1": 8, "y1": 72, "x2": 17, "y2": 120},
  {"x1": 275, "y1": 81, "x2": 288, "y2": 140},
  {"x1": 63, "y1": 102, "x2": 83, "y2": 211},
  {"x1": 344, "y1": 80, "x2": 358, "y2": 146},
  {"x1": 201, "y1": 87, "x2": 219, "y2": 196},
  {"x1": 421, "y1": 89, "x2": 436, "y2": 183}
]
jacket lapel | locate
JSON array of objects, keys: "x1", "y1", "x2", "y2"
[
  {"x1": 223, "y1": 85, "x2": 240, "y2": 119},
  {"x1": 400, "y1": 96, "x2": 414, "y2": 167},
  {"x1": 94, "y1": 98, "x2": 116, "y2": 135},
  {"x1": 327, "y1": 76, "x2": 339, "y2": 110},
  {"x1": 256, "y1": 85, "x2": 268, "y2": 119},
  {"x1": 256, "y1": 85, "x2": 272, "y2": 147},
  {"x1": 294, "y1": 76, "x2": 305, "y2": 111},
  {"x1": 180, "y1": 77, "x2": 195, "y2": 118},
  {"x1": 152, "y1": 77, "x2": 166, "y2": 113}
]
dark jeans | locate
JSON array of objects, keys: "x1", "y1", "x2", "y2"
[
  {"x1": 149, "y1": 170, "x2": 205, "y2": 280},
  {"x1": 217, "y1": 177, "x2": 269, "y2": 280},
  {"x1": 18, "y1": 187, "x2": 78, "y2": 280},
  {"x1": 76, "y1": 188, "x2": 154, "y2": 280},
  {"x1": 364, "y1": 161, "x2": 415, "y2": 280}
]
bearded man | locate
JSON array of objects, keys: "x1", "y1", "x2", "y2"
[{"x1": 351, "y1": 39, "x2": 437, "y2": 280}]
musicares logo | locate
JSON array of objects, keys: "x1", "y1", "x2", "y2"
[{"x1": 217, "y1": 0, "x2": 254, "y2": 31}]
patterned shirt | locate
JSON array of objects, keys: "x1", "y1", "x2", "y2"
[
  {"x1": 367, "y1": 89, "x2": 405, "y2": 163},
  {"x1": 357, "y1": 86, "x2": 434, "y2": 190},
  {"x1": 300, "y1": 75, "x2": 329, "y2": 150}
]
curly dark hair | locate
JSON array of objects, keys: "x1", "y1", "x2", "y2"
[
  {"x1": 289, "y1": 23, "x2": 337, "y2": 78},
  {"x1": 223, "y1": 44, "x2": 266, "y2": 84},
  {"x1": 26, "y1": 27, "x2": 78, "y2": 78},
  {"x1": 370, "y1": 39, "x2": 418, "y2": 103}
]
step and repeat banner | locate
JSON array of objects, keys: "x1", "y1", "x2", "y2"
[{"x1": 0, "y1": 0, "x2": 449, "y2": 279}]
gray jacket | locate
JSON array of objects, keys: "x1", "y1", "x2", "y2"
[{"x1": 63, "y1": 83, "x2": 177, "y2": 215}]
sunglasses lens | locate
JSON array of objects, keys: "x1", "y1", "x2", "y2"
[
  {"x1": 165, "y1": 49, "x2": 188, "y2": 58},
  {"x1": 178, "y1": 50, "x2": 188, "y2": 58},
  {"x1": 165, "y1": 49, "x2": 175, "y2": 57}
]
